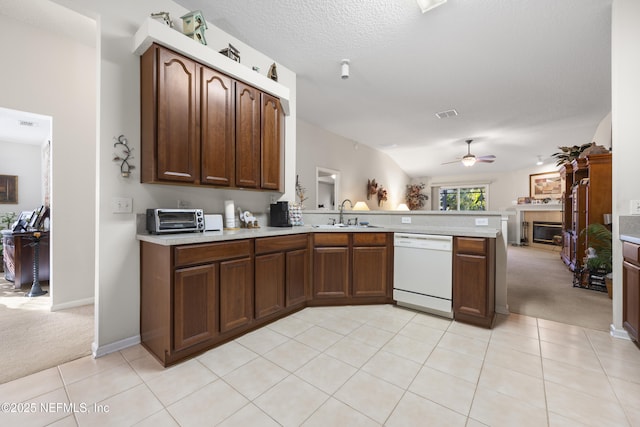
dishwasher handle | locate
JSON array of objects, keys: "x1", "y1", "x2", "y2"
[{"x1": 394, "y1": 233, "x2": 453, "y2": 251}]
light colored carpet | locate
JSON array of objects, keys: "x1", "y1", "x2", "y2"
[
  {"x1": 507, "y1": 245, "x2": 612, "y2": 331},
  {"x1": 0, "y1": 279, "x2": 93, "y2": 384}
]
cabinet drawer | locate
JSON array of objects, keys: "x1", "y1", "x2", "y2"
[
  {"x1": 314, "y1": 233, "x2": 349, "y2": 247},
  {"x1": 255, "y1": 234, "x2": 308, "y2": 254},
  {"x1": 454, "y1": 237, "x2": 486, "y2": 255},
  {"x1": 623, "y1": 242, "x2": 640, "y2": 265},
  {"x1": 175, "y1": 240, "x2": 252, "y2": 267},
  {"x1": 352, "y1": 233, "x2": 387, "y2": 246}
]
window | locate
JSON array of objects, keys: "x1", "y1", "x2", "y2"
[{"x1": 438, "y1": 185, "x2": 487, "y2": 211}]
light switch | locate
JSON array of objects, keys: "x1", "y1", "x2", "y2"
[
  {"x1": 401, "y1": 217, "x2": 411, "y2": 224},
  {"x1": 631, "y1": 200, "x2": 640, "y2": 215},
  {"x1": 112, "y1": 197, "x2": 132, "y2": 213}
]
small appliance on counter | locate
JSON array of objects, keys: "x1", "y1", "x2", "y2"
[
  {"x1": 146, "y1": 208, "x2": 204, "y2": 234},
  {"x1": 204, "y1": 214, "x2": 223, "y2": 231},
  {"x1": 269, "y1": 201, "x2": 292, "y2": 227}
]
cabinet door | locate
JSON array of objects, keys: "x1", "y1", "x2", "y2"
[
  {"x1": 261, "y1": 93, "x2": 283, "y2": 191},
  {"x1": 352, "y1": 246, "x2": 388, "y2": 298},
  {"x1": 313, "y1": 247, "x2": 349, "y2": 298},
  {"x1": 201, "y1": 67, "x2": 235, "y2": 186},
  {"x1": 255, "y1": 252, "x2": 285, "y2": 320},
  {"x1": 219, "y1": 257, "x2": 254, "y2": 333},
  {"x1": 286, "y1": 248, "x2": 309, "y2": 306},
  {"x1": 235, "y1": 82, "x2": 260, "y2": 188},
  {"x1": 453, "y1": 252, "x2": 488, "y2": 318},
  {"x1": 174, "y1": 264, "x2": 218, "y2": 351},
  {"x1": 623, "y1": 260, "x2": 640, "y2": 342},
  {"x1": 156, "y1": 47, "x2": 199, "y2": 183}
]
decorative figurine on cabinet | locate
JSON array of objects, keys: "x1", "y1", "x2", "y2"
[
  {"x1": 180, "y1": 10, "x2": 208, "y2": 45},
  {"x1": 268, "y1": 63, "x2": 278, "y2": 81}
]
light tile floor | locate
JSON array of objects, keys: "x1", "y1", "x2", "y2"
[{"x1": 1, "y1": 305, "x2": 639, "y2": 426}]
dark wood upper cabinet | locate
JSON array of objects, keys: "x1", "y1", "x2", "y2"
[
  {"x1": 200, "y1": 67, "x2": 235, "y2": 186},
  {"x1": 261, "y1": 93, "x2": 284, "y2": 191},
  {"x1": 148, "y1": 45, "x2": 199, "y2": 183},
  {"x1": 140, "y1": 43, "x2": 284, "y2": 191},
  {"x1": 235, "y1": 82, "x2": 261, "y2": 189}
]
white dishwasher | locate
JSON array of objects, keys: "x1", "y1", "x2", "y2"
[{"x1": 393, "y1": 233, "x2": 453, "y2": 318}]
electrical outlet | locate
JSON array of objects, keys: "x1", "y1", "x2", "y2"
[
  {"x1": 112, "y1": 197, "x2": 132, "y2": 213},
  {"x1": 177, "y1": 200, "x2": 190, "y2": 208},
  {"x1": 270, "y1": 195, "x2": 277, "y2": 204},
  {"x1": 631, "y1": 200, "x2": 640, "y2": 215},
  {"x1": 475, "y1": 218, "x2": 489, "y2": 226},
  {"x1": 401, "y1": 216, "x2": 411, "y2": 224}
]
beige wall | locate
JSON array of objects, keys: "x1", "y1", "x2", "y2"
[
  {"x1": 297, "y1": 120, "x2": 410, "y2": 211},
  {"x1": 611, "y1": 0, "x2": 640, "y2": 332},
  {"x1": 0, "y1": 6, "x2": 97, "y2": 310}
]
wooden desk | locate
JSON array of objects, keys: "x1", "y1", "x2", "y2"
[{"x1": 1, "y1": 230, "x2": 50, "y2": 289}]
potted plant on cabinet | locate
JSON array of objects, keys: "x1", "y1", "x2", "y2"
[{"x1": 581, "y1": 223, "x2": 613, "y2": 298}]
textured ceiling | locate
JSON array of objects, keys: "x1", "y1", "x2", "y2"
[{"x1": 174, "y1": 0, "x2": 612, "y2": 177}]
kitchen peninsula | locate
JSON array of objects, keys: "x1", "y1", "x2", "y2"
[{"x1": 138, "y1": 210, "x2": 508, "y2": 366}]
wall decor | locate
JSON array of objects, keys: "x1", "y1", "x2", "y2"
[
  {"x1": 181, "y1": 10, "x2": 207, "y2": 45},
  {"x1": 405, "y1": 183, "x2": 429, "y2": 210},
  {"x1": 377, "y1": 186, "x2": 388, "y2": 207},
  {"x1": 150, "y1": 11, "x2": 173, "y2": 27},
  {"x1": 530, "y1": 171, "x2": 561, "y2": 200},
  {"x1": 113, "y1": 134, "x2": 135, "y2": 177},
  {"x1": 220, "y1": 43, "x2": 240, "y2": 62},
  {"x1": 367, "y1": 179, "x2": 378, "y2": 200},
  {"x1": 0, "y1": 175, "x2": 18, "y2": 204},
  {"x1": 295, "y1": 174, "x2": 308, "y2": 207},
  {"x1": 268, "y1": 63, "x2": 278, "y2": 81}
]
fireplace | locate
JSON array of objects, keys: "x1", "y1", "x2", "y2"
[{"x1": 533, "y1": 221, "x2": 562, "y2": 245}]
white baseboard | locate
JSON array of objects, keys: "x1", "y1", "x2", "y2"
[
  {"x1": 92, "y1": 335, "x2": 141, "y2": 358},
  {"x1": 51, "y1": 297, "x2": 94, "y2": 311},
  {"x1": 610, "y1": 324, "x2": 631, "y2": 340}
]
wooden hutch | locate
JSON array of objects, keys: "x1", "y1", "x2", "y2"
[{"x1": 560, "y1": 153, "x2": 612, "y2": 271}]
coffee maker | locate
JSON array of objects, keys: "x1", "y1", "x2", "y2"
[{"x1": 269, "y1": 201, "x2": 291, "y2": 227}]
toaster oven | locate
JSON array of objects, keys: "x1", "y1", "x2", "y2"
[{"x1": 146, "y1": 209, "x2": 204, "y2": 234}]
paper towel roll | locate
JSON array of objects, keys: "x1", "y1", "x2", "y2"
[{"x1": 224, "y1": 200, "x2": 235, "y2": 228}]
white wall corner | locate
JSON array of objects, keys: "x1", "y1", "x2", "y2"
[{"x1": 92, "y1": 335, "x2": 141, "y2": 358}]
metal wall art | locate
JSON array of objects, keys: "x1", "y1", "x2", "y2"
[
  {"x1": 113, "y1": 135, "x2": 135, "y2": 178},
  {"x1": 150, "y1": 11, "x2": 173, "y2": 27},
  {"x1": 220, "y1": 43, "x2": 240, "y2": 62}
]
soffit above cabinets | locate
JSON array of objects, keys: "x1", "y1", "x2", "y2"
[{"x1": 132, "y1": 17, "x2": 290, "y2": 115}]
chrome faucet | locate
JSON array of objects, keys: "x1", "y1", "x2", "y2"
[{"x1": 339, "y1": 199, "x2": 353, "y2": 225}]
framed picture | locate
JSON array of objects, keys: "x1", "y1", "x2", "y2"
[
  {"x1": 0, "y1": 175, "x2": 18, "y2": 204},
  {"x1": 530, "y1": 172, "x2": 561, "y2": 200}
]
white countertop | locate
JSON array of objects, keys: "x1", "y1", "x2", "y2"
[{"x1": 137, "y1": 225, "x2": 502, "y2": 246}]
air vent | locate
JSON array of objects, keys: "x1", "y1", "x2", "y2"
[
  {"x1": 19, "y1": 120, "x2": 35, "y2": 127},
  {"x1": 435, "y1": 109, "x2": 458, "y2": 119}
]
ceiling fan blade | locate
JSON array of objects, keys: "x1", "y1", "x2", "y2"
[
  {"x1": 477, "y1": 155, "x2": 496, "y2": 160},
  {"x1": 441, "y1": 159, "x2": 462, "y2": 165},
  {"x1": 476, "y1": 158, "x2": 495, "y2": 163}
]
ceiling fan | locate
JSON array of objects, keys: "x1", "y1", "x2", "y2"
[{"x1": 442, "y1": 139, "x2": 496, "y2": 167}]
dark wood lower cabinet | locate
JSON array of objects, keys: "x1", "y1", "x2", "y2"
[
  {"x1": 219, "y1": 257, "x2": 254, "y2": 333},
  {"x1": 453, "y1": 236, "x2": 496, "y2": 328},
  {"x1": 255, "y1": 252, "x2": 285, "y2": 320},
  {"x1": 313, "y1": 247, "x2": 350, "y2": 298},
  {"x1": 311, "y1": 232, "x2": 392, "y2": 304},
  {"x1": 286, "y1": 248, "x2": 309, "y2": 306},
  {"x1": 142, "y1": 231, "x2": 502, "y2": 366},
  {"x1": 174, "y1": 264, "x2": 218, "y2": 351},
  {"x1": 623, "y1": 242, "x2": 640, "y2": 342}
]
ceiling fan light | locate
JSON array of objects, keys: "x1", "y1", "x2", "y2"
[
  {"x1": 461, "y1": 156, "x2": 476, "y2": 167},
  {"x1": 417, "y1": 0, "x2": 447, "y2": 13}
]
